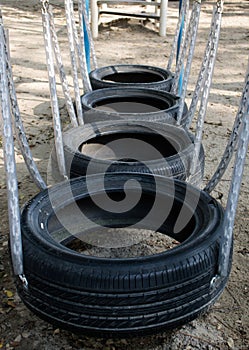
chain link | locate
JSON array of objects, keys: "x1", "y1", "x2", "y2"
[
  {"x1": 171, "y1": 0, "x2": 189, "y2": 94},
  {"x1": 0, "y1": 24, "x2": 24, "y2": 276},
  {"x1": 218, "y1": 58, "x2": 249, "y2": 278},
  {"x1": 167, "y1": 0, "x2": 189, "y2": 71},
  {"x1": 42, "y1": 9, "x2": 67, "y2": 177},
  {"x1": 64, "y1": 0, "x2": 84, "y2": 125},
  {"x1": 177, "y1": 0, "x2": 202, "y2": 124},
  {"x1": 185, "y1": 5, "x2": 218, "y2": 128},
  {"x1": 40, "y1": 0, "x2": 49, "y2": 13},
  {"x1": 79, "y1": 0, "x2": 97, "y2": 69},
  {"x1": 190, "y1": 3, "x2": 223, "y2": 176},
  {"x1": 48, "y1": 5, "x2": 78, "y2": 127},
  {"x1": 204, "y1": 70, "x2": 249, "y2": 193}
]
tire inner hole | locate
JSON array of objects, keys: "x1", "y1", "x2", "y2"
[
  {"x1": 92, "y1": 96, "x2": 172, "y2": 113},
  {"x1": 80, "y1": 132, "x2": 178, "y2": 161},
  {"x1": 48, "y1": 190, "x2": 196, "y2": 258},
  {"x1": 102, "y1": 71, "x2": 166, "y2": 84}
]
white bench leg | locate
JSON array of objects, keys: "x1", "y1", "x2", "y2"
[
  {"x1": 159, "y1": 0, "x2": 168, "y2": 37},
  {"x1": 91, "y1": 0, "x2": 99, "y2": 38}
]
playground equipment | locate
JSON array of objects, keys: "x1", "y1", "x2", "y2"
[
  {"x1": 1, "y1": 2, "x2": 249, "y2": 335},
  {"x1": 90, "y1": 0, "x2": 169, "y2": 38}
]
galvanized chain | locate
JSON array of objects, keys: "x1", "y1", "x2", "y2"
[
  {"x1": 40, "y1": 0, "x2": 49, "y2": 13},
  {"x1": 211, "y1": 61, "x2": 249, "y2": 289},
  {"x1": 68, "y1": 0, "x2": 92, "y2": 94},
  {"x1": 190, "y1": 1, "x2": 223, "y2": 177},
  {"x1": 167, "y1": 0, "x2": 189, "y2": 71},
  {"x1": 170, "y1": 0, "x2": 189, "y2": 94},
  {"x1": 64, "y1": 0, "x2": 84, "y2": 125},
  {"x1": 0, "y1": 23, "x2": 24, "y2": 277},
  {"x1": 176, "y1": 0, "x2": 202, "y2": 124},
  {"x1": 216, "y1": 57, "x2": 249, "y2": 280},
  {"x1": 205, "y1": 68, "x2": 249, "y2": 193},
  {"x1": 42, "y1": 8, "x2": 67, "y2": 178},
  {"x1": 48, "y1": 5, "x2": 78, "y2": 128},
  {"x1": 78, "y1": 0, "x2": 89, "y2": 73},
  {"x1": 79, "y1": 0, "x2": 97, "y2": 69},
  {"x1": 185, "y1": 4, "x2": 218, "y2": 129},
  {"x1": 0, "y1": 21, "x2": 46, "y2": 190}
]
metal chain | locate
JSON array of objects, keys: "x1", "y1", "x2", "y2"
[
  {"x1": 220, "y1": 110, "x2": 249, "y2": 278},
  {"x1": 167, "y1": 0, "x2": 189, "y2": 71},
  {"x1": 40, "y1": 0, "x2": 49, "y2": 14},
  {"x1": 0, "y1": 23, "x2": 24, "y2": 276},
  {"x1": 42, "y1": 9, "x2": 67, "y2": 178},
  {"x1": 0, "y1": 23, "x2": 46, "y2": 190},
  {"x1": 185, "y1": 5, "x2": 218, "y2": 129},
  {"x1": 205, "y1": 69, "x2": 249, "y2": 193},
  {"x1": 68, "y1": 0, "x2": 92, "y2": 94},
  {"x1": 190, "y1": 2, "x2": 223, "y2": 177},
  {"x1": 64, "y1": 0, "x2": 84, "y2": 125},
  {"x1": 171, "y1": 0, "x2": 189, "y2": 94},
  {"x1": 79, "y1": 0, "x2": 97, "y2": 69},
  {"x1": 48, "y1": 5, "x2": 78, "y2": 127},
  {"x1": 177, "y1": 0, "x2": 202, "y2": 124},
  {"x1": 217, "y1": 57, "x2": 249, "y2": 280}
]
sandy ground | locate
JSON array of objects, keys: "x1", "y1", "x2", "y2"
[{"x1": 0, "y1": 0, "x2": 249, "y2": 349}]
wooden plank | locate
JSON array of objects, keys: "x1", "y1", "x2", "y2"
[
  {"x1": 99, "y1": 10, "x2": 160, "y2": 19},
  {"x1": 97, "y1": 1, "x2": 161, "y2": 7}
]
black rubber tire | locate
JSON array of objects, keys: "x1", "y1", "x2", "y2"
[
  {"x1": 89, "y1": 64, "x2": 173, "y2": 92},
  {"x1": 17, "y1": 173, "x2": 231, "y2": 337},
  {"x1": 52, "y1": 120, "x2": 204, "y2": 185},
  {"x1": 81, "y1": 87, "x2": 189, "y2": 127}
]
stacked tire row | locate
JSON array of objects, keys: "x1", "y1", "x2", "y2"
[
  {"x1": 19, "y1": 62, "x2": 232, "y2": 338},
  {"x1": 53, "y1": 65, "x2": 205, "y2": 185}
]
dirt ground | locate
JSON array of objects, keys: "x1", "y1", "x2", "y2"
[{"x1": 0, "y1": 0, "x2": 249, "y2": 349}]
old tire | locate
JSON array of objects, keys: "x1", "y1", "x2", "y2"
[
  {"x1": 51, "y1": 120, "x2": 204, "y2": 185},
  {"x1": 89, "y1": 64, "x2": 173, "y2": 92},
  {"x1": 17, "y1": 173, "x2": 231, "y2": 337},
  {"x1": 81, "y1": 87, "x2": 188, "y2": 126}
]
